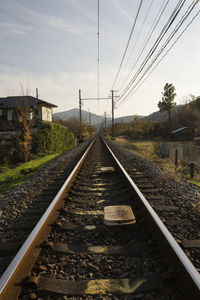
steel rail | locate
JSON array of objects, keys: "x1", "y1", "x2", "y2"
[
  {"x1": 102, "y1": 137, "x2": 200, "y2": 299},
  {"x1": 0, "y1": 137, "x2": 96, "y2": 300}
]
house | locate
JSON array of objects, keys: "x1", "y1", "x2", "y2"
[
  {"x1": 170, "y1": 127, "x2": 194, "y2": 141},
  {"x1": 0, "y1": 96, "x2": 57, "y2": 131}
]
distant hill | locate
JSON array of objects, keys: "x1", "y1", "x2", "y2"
[
  {"x1": 53, "y1": 106, "x2": 185, "y2": 127},
  {"x1": 53, "y1": 108, "x2": 145, "y2": 128},
  {"x1": 53, "y1": 108, "x2": 105, "y2": 127},
  {"x1": 144, "y1": 110, "x2": 169, "y2": 122},
  {"x1": 144, "y1": 104, "x2": 183, "y2": 122}
]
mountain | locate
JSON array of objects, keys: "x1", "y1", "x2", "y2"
[
  {"x1": 144, "y1": 104, "x2": 183, "y2": 122},
  {"x1": 53, "y1": 108, "x2": 105, "y2": 127},
  {"x1": 53, "y1": 103, "x2": 191, "y2": 128},
  {"x1": 115, "y1": 115, "x2": 145, "y2": 123},
  {"x1": 53, "y1": 108, "x2": 145, "y2": 127},
  {"x1": 144, "y1": 110, "x2": 169, "y2": 122}
]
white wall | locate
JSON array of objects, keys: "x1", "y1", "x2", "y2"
[
  {"x1": 7, "y1": 109, "x2": 13, "y2": 121},
  {"x1": 42, "y1": 106, "x2": 52, "y2": 121},
  {"x1": 29, "y1": 112, "x2": 33, "y2": 120}
]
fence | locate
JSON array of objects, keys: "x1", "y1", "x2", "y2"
[{"x1": 160, "y1": 142, "x2": 200, "y2": 166}]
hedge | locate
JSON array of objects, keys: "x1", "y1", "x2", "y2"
[
  {"x1": 32, "y1": 122, "x2": 75, "y2": 154},
  {"x1": 0, "y1": 140, "x2": 19, "y2": 165}
]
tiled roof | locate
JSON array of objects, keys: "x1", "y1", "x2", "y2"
[
  {"x1": 171, "y1": 127, "x2": 189, "y2": 134},
  {"x1": 0, "y1": 96, "x2": 57, "y2": 108}
]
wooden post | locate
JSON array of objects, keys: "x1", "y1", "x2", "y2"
[{"x1": 175, "y1": 149, "x2": 178, "y2": 168}]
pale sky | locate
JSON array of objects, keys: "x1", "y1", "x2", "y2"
[{"x1": 0, "y1": 0, "x2": 200, "y2": 118}]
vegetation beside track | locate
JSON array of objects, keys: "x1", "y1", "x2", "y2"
[
  {"x1": 32, "y1": 122, "x2": 75, "y2": 154},
  {"x1": 0, "y1": 147, "x2": 73, "y2": 192},
  {"x1": 114, "y1": 136, "x2": 200, "y2": 184},
  {"x1": 0, "y1": 122, "x2": 75, "y2": 167}
]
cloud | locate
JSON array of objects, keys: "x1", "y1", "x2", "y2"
[
  {"x1": 45, "y1": 17, "x2": 82, "y2": 34},
  {"x1": 63, "y1": 0, "x2": 96, "y2": 22},
  {"x1": 17, "y1": 6, "x2": 83, "y2": 35},
  {"x1": 0, "y1": 22, "x2": 28, "y2": 36},
  {"x1": 0, "y1": 64, "x2": 116, "y2": 115},
  {"x1": 111, "y1": 0, "x2": 134, "y2": 23}
]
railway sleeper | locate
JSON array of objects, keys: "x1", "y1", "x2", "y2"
[{"x1": 35, "y1": 275, "x2": 164, "y2": 296}]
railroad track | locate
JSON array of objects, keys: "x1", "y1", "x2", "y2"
[
  {"x1": 106, "y1": 140, "x2": 200, "y2": 271},
  {"x1": 0, "y1": 136, "x2": 200, "y2": 299}
]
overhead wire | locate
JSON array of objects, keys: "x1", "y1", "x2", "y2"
[
  {"x1": 119, "y1": 0, "x2": 155, "y2": 86},
  {"x1": 118, "y1": 0, "x2": 169, "y2": 92},
  {"x1": 117, "y1": 0, "x2": 199, "y2": 107},
  {"x1": 116, "y1": 0, "x2": 188, "y2": 105},
  {"x1": 111, "y1": 0, "x2": 144, "y2": 90},
  {"x1": 128, "y1": 8, "x2": 200, "y2": 98},
  {"x1": 97, "y1": 0, "x2": 100, "y2": 113},
  {"x1": 117, "y1": 0, "x2": 186, "y2": 99},
  {"x1": 104, "y1": 0, "x2": 144, "y2": 116},
  {"x1": 104, "y1": 91, "x2": 111, "y2": 116}
]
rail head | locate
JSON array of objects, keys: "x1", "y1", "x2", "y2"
[
  {"x1": 0, "y1": 137, "x2": 96, "y2": 300},
  {"x1": 102, "y1": 136, "x2": 200, "y2": 299}
]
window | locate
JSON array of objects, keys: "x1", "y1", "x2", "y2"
[
  {"x1": 35, "y1": 108, "x2": 39, "y2": 116},
  {"x1": 0, "y1": 109, "x2": 7, "y2": 121}
]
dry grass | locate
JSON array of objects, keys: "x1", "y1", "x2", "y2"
[
  {"x1": 114, "y1": 136, "x2": 182, "y2": 182},
  {"x1": 114, "y1": 137, "x2": 200, "y2": 184}
]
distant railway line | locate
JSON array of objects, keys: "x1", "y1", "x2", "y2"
[{"x1": 0, "y1": 136, "x2": 200, "y2": 299}]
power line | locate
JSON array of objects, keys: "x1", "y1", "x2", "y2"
[
  {"x1": 104, "y1": 91, "x2": 111, "y2": 114},
  {"x1": 118, "y1": 0, "x2": 187, "y2": 100},
  {"x1": 118, "y1": 0, "x2": 169, "y2": 92},
  {"x1": 111, "y1": 0, "x2": 144, "y2": 90},
  {"x1": 116, "y1": 0, "x2": 188, "y2": 105},
  {"x1": 117, "y1": 0, "x2": 200, "y2": 107},
  {"x1": 97, "y1": 0, "x2": 100, "y2": 111},
  {"x1": 119, "y1": 0, "x2": 155, "y2": 86},
  {"x1": 127, "y1": 8, "x2": 200, "y2": 98}
]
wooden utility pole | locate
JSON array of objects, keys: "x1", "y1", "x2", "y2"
[
  {"x1": 111, "y1": 90, "x2": 114, "y2": 138},
  {"x1": 89, "y1": 112, "x2": 91, "y2": 127},
  {"x1": 88, "y1": 110, "x2": 91, "y2": 134},
  {"x1": 36, "y1": 88, "x2": 39, "y2": 98},
  {"x1": 79, "y1": 89, "x2": 82, "y2": 141},
  {"x1": 104, "y1": 112, "x2": 107, "y2": 135},
  {"x1": 78, "y1": 90, "x2": 110, "y2": 137}
]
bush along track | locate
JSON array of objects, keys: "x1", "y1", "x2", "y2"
[
  {"x1": 32, "y1": 122, "x2": 75, "y2": 154},
  {"x1": 0, "y1": 122, "x2": 76, "y2": 191}
]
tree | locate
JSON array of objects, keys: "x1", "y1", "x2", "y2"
[
  {"x1": 17, "y1": 105, "x2": 33, "y2": 162},
  {"x1": 158, "y1": 83, "x2": 176, "y2": 128}
]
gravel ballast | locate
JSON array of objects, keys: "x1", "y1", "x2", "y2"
[
  {"x1": 106, "y1": 139, "x2": 200, "y2": 270},
  {"x1": 0, "y1": 140, "x2": 91, "y2": 238}
]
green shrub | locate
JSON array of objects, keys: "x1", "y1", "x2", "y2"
[
  {"x1": 32, "y1": 122, "x2": 75, "y2": 154},
  {"x1": 0, "y1": 140, "x2": 19, "y2": 165}
]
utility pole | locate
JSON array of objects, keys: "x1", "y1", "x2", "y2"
[
  {"x1": 88, "y1": 110, "x2": 91, "y2": 134},
  {"x1": 36, "y1": 88, "x2": 39, "y2": 98},
  {"x1": 79, "y1": 89, "x2": 82, "y2": 141},
  {"x1": 111, "y1": 90, "x2": 114, "y2": 138},
  {"x1": 89, "y1": 111, "x2": 91, "y2": 127},
  {"x1": 104, "y1": 112, "x2": 107, "y2": 135},
  {"x1": 78, "y1": 90, "x2": 110, "y2": 137}
]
